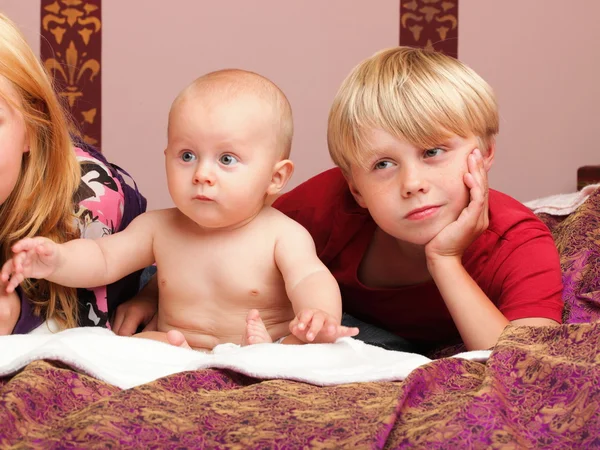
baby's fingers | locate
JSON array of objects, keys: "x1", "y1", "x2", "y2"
[
  {"x1": 13, "y1": 249, "x2": 32, "y2": 274},
  {"x1": 0, "y1": 259, "x2": 14, "y2": 284},
  {"x1": 11, "y1": 237, "x2": 41, "y2": 254},
  {"x1": 295, "y1": 309, "x2": 316, "y2": 331},
  {"x1": 5, "y1": 271, "x2": 25, "y2": 294},
  {"x1": 337, "y1": 326, "x2": 359, "y2": 338},
  {"x1": 322, "y1": 315, "x2": 339, "y2": 336},
  {"x1": 306, "y1": 313, "x2": 325, "y2": 342}
]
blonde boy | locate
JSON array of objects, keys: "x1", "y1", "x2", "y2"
[
  {"x1": 2, "y1": 70, "x2": 358, "y2": 350},
  {"x1": 273, "y1": 47, "x2": 563, "y2": 352}
]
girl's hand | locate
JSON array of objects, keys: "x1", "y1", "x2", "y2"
[
  {"x1": 0, "y1": 237, "x2": 60, "y2": 293},
  {"x1": 425, "y1": 149, "x2": 489, "y2": 262}
]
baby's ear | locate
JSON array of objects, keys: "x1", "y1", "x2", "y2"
[{"x1": 267, "y1": 159, "x2": 294, "y2": 195}]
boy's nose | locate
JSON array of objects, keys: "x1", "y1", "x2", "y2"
[
  {"x1": 400, "y1": 168, "x2": 428, "y2": 197},
  {"x1": 193, "y1": 164, "x2": 215, "y2": 186}
]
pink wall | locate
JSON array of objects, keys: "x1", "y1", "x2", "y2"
[
  {"x1": 0, "y1": 0, "x2": 39, "y2": 54},
  {"x1": 459, "y1": 1, "x2": 600, "y2": 201},
  {"x1": 1, "y1": 1, "x2": 599, "y2": 208},
  {"x1": 101, "y1": 1, "x2": 398, "y2": 209}
]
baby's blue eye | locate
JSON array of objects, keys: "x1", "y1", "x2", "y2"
[
  {"x1": 181, "y1": 151, "x2": 196, "y2": 162},
  {"x1": 220, "y1": 154, "x2": 238, "y2": 165},
  {"x1": 424, "y1": 148, "x2": 444, "y2": 158},
  {"x1": 374, "y1": 160, "x2": 393, "y2": 170}
]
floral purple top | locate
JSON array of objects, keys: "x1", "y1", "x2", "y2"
[{"x1": 13, "y1": 147, "x2": 141, "y2": 333}]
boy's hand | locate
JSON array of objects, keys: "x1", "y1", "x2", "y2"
[
  {"x1": 0, "y1": 237, "x2": 60, "y2": 293},
  {"x1": 289, "y1": 308, "x2": 359, "y2": 343},
  {"x1": 426, "y1": 149, "x2": 489, "y2": 261},
  {"x1": 0, "y1": 286, "x2": 20, "y2": 335},
  {"x1": 113, "y1": 297, "x2": 158, "y2": 336}
]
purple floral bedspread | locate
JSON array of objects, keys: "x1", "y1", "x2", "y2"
[
  {"x1": 1, "y1": 323, "x2": 600, "y2": 448},
  {"x1": 2, "y1": 190, "x2": 600, "y2": 448}
]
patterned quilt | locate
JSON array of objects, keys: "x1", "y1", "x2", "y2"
[
  {"x1": 2, "y1": 188, "x2": 600, "y2": 448},
  {"x1": 1, "y1": 323, "x2": 600, "y2": 448}
]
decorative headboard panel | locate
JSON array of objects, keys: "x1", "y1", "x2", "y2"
[
  {"x1": 40, "y1": 0, "x2": 102, "y2": 149},
  {"x1": 577, "y1": 166, "x2": 600, "y2": 190},
  {"x1": 399, "y1": 0, "x2": 458, "y2": 57}
]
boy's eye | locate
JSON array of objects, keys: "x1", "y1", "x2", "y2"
[
  {"x1": 424, "y1": 148, "x2": 444, "y2": 158},
  {"x1": 374, "y1": 160, "x2": 394, "y2": 170},
  {"x1": 219, "y1": 154, "x2": 239, "y2": 165},
  {"x1": 181, "y1": 151, "x2": 196, "y2": 162}
]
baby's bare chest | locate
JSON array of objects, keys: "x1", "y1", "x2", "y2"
[{"x1": 153, "y1": 227, "x2": 285, "y2": 305}]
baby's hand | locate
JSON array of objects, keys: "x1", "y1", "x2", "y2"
[
  {"x1": 425, "y1": 148, "x2": 489, "y2": 262},
  {"x1": 0, "y1": 237, "x2": 60, "y2": 293},
  {"x1": 289, "y1": 308, "x2": 359, "y2": 343}
]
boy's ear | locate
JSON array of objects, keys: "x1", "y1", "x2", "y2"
[
  {"x1": 482, "y1": 139, "x2": 495, "y2": 172},
  {"x1": 344, "y1": 174, "x2": 368, "y2": 208},
  {"x1": 267, "y1": 159, "x2": 294, "y2": 196}
]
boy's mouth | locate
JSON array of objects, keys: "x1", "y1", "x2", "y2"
[{"x1": 405, "y1": 205, "x2": 440, "y2": 220}]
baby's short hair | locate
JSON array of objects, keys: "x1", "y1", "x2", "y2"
[
  {"x1": 328, "y1": 46, "x2": 499, "y2": 173},
  {"x1": 171, "y1": 69, "x2": 293, "y2": 159}
]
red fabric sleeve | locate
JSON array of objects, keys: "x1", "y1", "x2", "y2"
[
  {"x1": 272, "y1": 169, "x2": 350, "y2": 258},
  {"x1": 492, "y1": 231, "x2": 564, "y2": 323}
]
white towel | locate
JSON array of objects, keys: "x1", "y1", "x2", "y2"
[
  {"x1": 524, "y1": 184, "x2": 599, "y2": 216},
  {"x1": 0, "y1": 327, "x2": 490, "y2": 389}
]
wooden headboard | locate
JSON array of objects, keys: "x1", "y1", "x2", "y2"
[{"x1": 577, "y1": 166, "x2": 600, "y2": 190}]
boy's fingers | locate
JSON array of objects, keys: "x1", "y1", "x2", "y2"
[
  {"x1": 112, "y1": 310, "x2": 124, "y2": 334},
  {"x1": 464, "y1": 172, "x2": 475, "y2": 189},
  {"x1": 116, "y1": 314, "x2": 140, "y2": 336},
  {"x1": 470, "y1": 150, "x2": 486, "y2": 190},
  {"x1": 142, "y1": 314, "x2": 158, "y2": 332}
]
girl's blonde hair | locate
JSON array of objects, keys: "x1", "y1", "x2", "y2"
[
  {"x1": 328, "y1": 46, "x2": 499, "y2": 174},
  {"x1": 0, "y1": 13, "x2": 80, "y2": 328}
]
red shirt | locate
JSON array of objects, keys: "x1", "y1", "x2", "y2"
[{"x1": 274, "y1": 168, "x2": 563, "y2": 344}]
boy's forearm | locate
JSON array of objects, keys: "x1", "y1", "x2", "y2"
[
  {"x1": 49, "y1": 239, "x2": 114, "y2": 287},
  {"x1": 287, "y1": 270, "x2": 342, "y2": 321},
  {"x1": 427, "y1": 256, "x2": 509, "y2": 351},
  {"x1": 133, "y1": 273, "x2": 159, "y2": 305}
]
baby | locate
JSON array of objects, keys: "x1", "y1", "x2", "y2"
[{"x1": 1, "y1": 69, "x2": 358, "y2": 351}]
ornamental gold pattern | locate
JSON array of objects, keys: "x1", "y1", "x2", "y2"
[
  {"x1": 41, "y1": 0, "x2": 102, "y2": 147},
  {"x1": 399, "y1": 0, "x2": 458, "y2": 58}
]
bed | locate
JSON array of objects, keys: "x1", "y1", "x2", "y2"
[{"x1": 2, "y1": 185, "x2": 600, "y2": 448}]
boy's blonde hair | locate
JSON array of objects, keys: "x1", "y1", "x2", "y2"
[
  {"x1": 0, "y1": 13, "x2": 80, "y2": 329},
  {"x1": 170, "y1": 69, "x2": 294, "y2": 158},
  {"x1": 328, "y1": 46, "x2": 499, "y2": 174}
]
